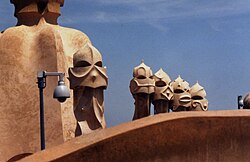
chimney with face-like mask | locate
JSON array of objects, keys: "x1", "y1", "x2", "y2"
[{"x1": 10, "y1": 0, "x2": 64, "y2": 25}]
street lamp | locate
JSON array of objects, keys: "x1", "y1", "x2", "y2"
[{"x1": 37, "y1": 71, "x2": 70, "y2": 150}]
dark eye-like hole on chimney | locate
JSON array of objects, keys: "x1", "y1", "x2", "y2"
[
  {"x1": 95, "y1": 61, "x2": 102, "y2": 67},
  {"x1": 174, "y1": 89, "x2": 184, "y2": 93},
  {"x1": 155, "y1": 81, "x2": 167, "y2": 87},
  {"x1": 74, "y1": 61, "x2": 91, "y2": 67},
  {"x1": 192, "y1": 96, "x2": 203, "y2": 100},
  {"x1": 37, "y1": 2, "x2": 48, "y2": 13},
  {"x1": 137, "y1": 75, "x2": 146, "y2": 79}
]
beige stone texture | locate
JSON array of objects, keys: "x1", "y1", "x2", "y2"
[
  {"x1": 130, "y1": 61, "x2": 154, "y2": 95},
  {"x1": 243, "y1": 93, "x2": 250, "y2": 109},
  {"x1": 0, "y1": 1, "x2": 91, "y2": 161},
  {"x1": 152, "y1": 68, "x2": 173, "y2": 114},
  {"x1": 68, "y1": 43, "x2": 108, "y2": 136},
  {"x1": 170, "y1": 75, "x2": 191, "y2": 111},
  {"x1": 190, "y1": 82, "x2": 208, "y2": 111},
  {"x1": 20, "y1": 110, "x2": 250, "y2": 162},
  {"x1": 130, "y1": 61, "x2": 154, "y2": 120}
]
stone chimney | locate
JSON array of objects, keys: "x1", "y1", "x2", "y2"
[{"x1": 10, "y1": 0, "x2": 64, "y2": 25}]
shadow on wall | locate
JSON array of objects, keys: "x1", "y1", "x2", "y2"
[{"x1": 7, "y1": 153, "x2": 33, "y2": 162}]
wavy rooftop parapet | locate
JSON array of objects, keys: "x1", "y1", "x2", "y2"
[{"x1": 21, "y1": 110, "x2": 250, "y2": 162}]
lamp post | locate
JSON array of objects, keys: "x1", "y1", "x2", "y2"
[{"x1": 37, "y1": 71, "x2": 70, "y2": 150}]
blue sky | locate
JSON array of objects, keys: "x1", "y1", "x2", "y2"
[{"x1": 1, "y1": 1, "x2": 250, "y2": 127}]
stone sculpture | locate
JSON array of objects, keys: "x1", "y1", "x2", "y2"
[
  {"x1": 68, "y1": 43, "x2": 108, "y2": 136},
  {"x1": 130, "y1": 61, "x2": 154, "y2": 120},
  {"x1": 152, "y1": 68, "x2": 173, "y2": 114},
  {"x1": 170, "y1": 76, "x2": 191, "y2": 111},
  {"x1": 243, "y1": 93, "x2": 250, "y2": 109},
  {"x1": 11, "y1": 0, "x2": 64, "y2": 26},
  {"x1": 0, "y1": 0, "x2": 92, "y2": 160},
  {"x1": 190, "y1": 82, "x2": 208, "y2": 111}
]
